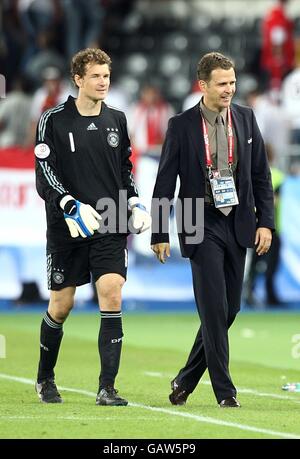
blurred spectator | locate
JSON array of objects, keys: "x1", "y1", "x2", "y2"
[
  {"x1": 0, "y1": 3, "x2": 4, "y2": 53},
  {"x1": 244, "y1": 143, "x2": 285, "y2": 307},
  {"x1": 260, "y1": 0, "x2": 295, "y2": 91},
  {"x1": 105, "y1": 82, "x2": 130, "y2": 114},
  {"x1": 61, "y1": 0, "x2": 104, "y2": 59},
  {"x1": 128, "y1": 84, "x2": 174, "y2": 158},
  {"x1": 23, "y1": 28, "x2": 66, "y2": 87},
  {"x1": 26, "y1": 66, "x2": 74, "y2": 145},
  {"x1": 182, "y1": 80, "x2": 203, "y2": 112},
  {"x1": 245, "y1": 88, "x2": 289, "y2": 168},
  {"x1": 0, "y1": 77, "x2": 32, "y2": 147},
  {"x1": 17, "y1": 0, "x2": 62, "y2": 70},
  {"x1": 128, "y1": 84, "x2": 174, "y2": 258},
  {"x1": 1, "y1": 1, "x2": 24, "y2": 91},
  {"x1": 281, "y1": 38, "x2": 300, "y2": 144}
]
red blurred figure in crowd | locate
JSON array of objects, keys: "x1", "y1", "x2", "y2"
[
  {"x1": 26, "y1": 66, "x2": 73, "y2": 145},
  {"x1": 128, "y1": 85, "x2": 174, "y2": 160},
  {"x1": 261, "y1": 0, "x2": 295, "y2": 90}
]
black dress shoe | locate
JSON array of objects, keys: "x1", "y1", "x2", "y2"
[
  {"x1": 96, "y1": 386, "x2": 128, "y2": 406},
  {"x1": 169, "y1": 379, "x2": 190, "y2": 405},
  {"x1": 219, "y1": 396, "x2": 241, "y2": 408}
]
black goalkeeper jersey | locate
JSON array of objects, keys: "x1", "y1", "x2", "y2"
[{"x1": 35, "y1": 96, "x2": 138, "y2": 253}]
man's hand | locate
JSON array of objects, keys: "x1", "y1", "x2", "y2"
[
  {"x1": 151, "y1": 243, "x2": 170, "y2": 264},
  {"x1": 130, "y1": 204, "x2": 152, "y2": 233},
  {"x1": 255, "y1": 227, "x2": 272, "y2": 256},
  {"x1": 61, "y1": 196, "x2": 102, "y2": 238}
]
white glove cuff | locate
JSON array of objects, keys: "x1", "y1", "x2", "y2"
[
  {"x1": 128, "y1": 196, "x2": 140, "y2": 210},
  {"x1": 60, "y1": 194, "x2": 75, "y2": 210}
]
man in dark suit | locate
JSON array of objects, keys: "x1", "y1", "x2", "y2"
[{"x1": 151, "y1": 52, "x2": 274, "y2": 408}]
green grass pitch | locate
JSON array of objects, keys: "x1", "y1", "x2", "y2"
[{"x1": 1, "y1": 311, "x2": 300, "y2": 439}]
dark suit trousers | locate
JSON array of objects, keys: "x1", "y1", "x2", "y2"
[{"x1": 176, "y1": 206, "x2": 246, "y2": 403}]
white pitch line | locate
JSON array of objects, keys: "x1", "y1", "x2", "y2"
[
  {"x1": 0, "y1": 373, "x2": 97, "y2": 396},
  {"x1": 0, "y1": 373, "x2": 299, "y2": 440},
  {"x1": 143, "y1": 371, "x2": 300, "y2": 403},
  {"x1": 128, "y1": 403, "x2": 300, "y2": 439}
]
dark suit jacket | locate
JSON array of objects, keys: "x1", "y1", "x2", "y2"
[{"x1": 151, "y1": 102, "x2": 275, "y2": 258}]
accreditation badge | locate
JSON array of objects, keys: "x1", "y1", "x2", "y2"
[{"x1": 209, "y1": 170, "x2": 239, "y2": 209}]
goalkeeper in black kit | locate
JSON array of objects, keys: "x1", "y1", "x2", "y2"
[{"x1": 34, "y1": 48, "x2": 151, "y2": 406}]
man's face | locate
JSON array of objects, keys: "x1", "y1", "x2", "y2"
[
  {"x1": 75, "y1": 63, "x2": 110, "y2": 101},
  {"x1": 199, "y1": 67, "x2": 236, "y2": 112}
]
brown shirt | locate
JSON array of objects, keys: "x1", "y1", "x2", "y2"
[{"x1": 200, "y1": 98, "x2": 238, "y2": 204}]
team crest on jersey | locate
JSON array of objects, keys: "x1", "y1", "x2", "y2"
[
  {"x1": 107, "y1": 132, "x2": 119, "y2": 148},
  {"x1": 34, "y1": 143, "x2": 50, "y2": 159},
  {"x1": 52, "y1": 272, "x2": 64, "y2": 284}
]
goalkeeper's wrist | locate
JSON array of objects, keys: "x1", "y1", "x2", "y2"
[
  {"x1": 132, "y1": 203, "x2": 146, "y2": 211},
  {"x1": 60, "y1": 195, "x2": 78, "y2": 216},
  {"x1": 128, "y1": 197, "x2": 146, "y2": 211},
  {"x1": 60, "y1": 194, "x2": 76, "y2": 212}
]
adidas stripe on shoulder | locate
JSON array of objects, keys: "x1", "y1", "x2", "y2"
[{"x1": 38, "y1": 103, "x2": 65, "y2": 141}]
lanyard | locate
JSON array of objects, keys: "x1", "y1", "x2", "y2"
[{"x1": 201, "y1": 107, "x2": 234, "y2": 169}]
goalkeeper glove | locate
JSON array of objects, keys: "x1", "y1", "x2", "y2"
[
  {"x1": 60, "y1": 195, "x2": 102, "y2": 238},
  {"x1": 129, "y1": 202, "x2": 152, "y2": 233}
]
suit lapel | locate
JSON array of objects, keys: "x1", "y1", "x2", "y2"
[{"x1": 187, "y1": 105, "x2": 206, "y2": 176}]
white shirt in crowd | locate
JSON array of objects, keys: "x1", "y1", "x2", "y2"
[{"x1": 281, "y1": 68, "x2": 300, "y2": 130}]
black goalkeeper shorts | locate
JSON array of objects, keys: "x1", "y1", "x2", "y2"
[{"x1": 47, "y1": 235, "x2": 128, "y2": 290}]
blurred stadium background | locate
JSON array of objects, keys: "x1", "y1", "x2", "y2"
[
  {"x1": 1, "y1": 0, "x2": 300, "y2": 440},
  {"x1": 0, "y1": 0, "x2": 300, "y2": 309}
]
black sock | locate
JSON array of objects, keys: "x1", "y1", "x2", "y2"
[
  {"x1": 37, "y1": 311, "x2": 63, "y2": 383},
  {"x1": 98, "y1": 310, "x2": 123, "y2": 389}
]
